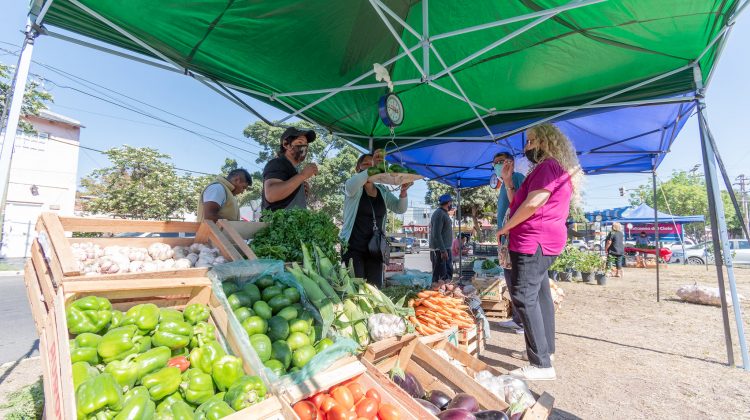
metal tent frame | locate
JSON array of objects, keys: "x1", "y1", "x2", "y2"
[{"x1": 1, "y1": 0, "x2": 748, "y2": 370}]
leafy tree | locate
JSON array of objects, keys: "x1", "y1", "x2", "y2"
[
  {"x1": 80, "y1": 146, "x2": 194, "y2": 219},
  {"x1": 0, "y1": 63, "x2": 53, "y2": 133},
  {"x1": 425, "y1": 182, "x2": 497, "y2": 238},
  {"x1": 243, "y1": 121, "x2": 360, "y2": 219},
  {"x1": 628, "y1": 169, "x2": 740, "y2": 239}
]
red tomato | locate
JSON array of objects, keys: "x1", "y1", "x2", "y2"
[
  {"x1": 377, "y1": 404, "x2": 401, "y2": 420},
  {"x1": 331, "y1": 386, "x2": 355, "y2": 410},
  {"x1": 327, "y1": 406, "x2": 356, "y2": 420},
  {"x1": 320, "y1": 396, "x2": 339, "y2": 413},
  {"x1": 310, "y1": 393, "x2": 328, "y2": 410},
  {"x1": 347, "y1": 383, "x2": 365, "y2": 403},
  {"x1": 294, "y1": 401, "x2": 319, "y2": 420},
  {"x1": 365, "y1": 389, "x2": 381, "y2": 404},
  {"x1": 354, "y1": 398, "x2": 378, "y2": 419},
  {"x1": 166, "y1": 356, "x2": 190, "y2": 372}
]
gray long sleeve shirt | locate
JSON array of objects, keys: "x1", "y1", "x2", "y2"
[{"x1": 429, "y1": 207, "x2": 453, "y2": 251}]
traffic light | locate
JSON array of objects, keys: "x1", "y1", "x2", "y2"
[{"x1": 619, "y1": 187, "x2": 624, "y2": 197}]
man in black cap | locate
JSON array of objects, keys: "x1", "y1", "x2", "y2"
[{"x1": 262, "y1": 127, "x2": 319, "y2": 211}]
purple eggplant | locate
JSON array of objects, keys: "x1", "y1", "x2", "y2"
[
  {"x1": 446, "y1": 393, "x2": 480, "y2": 413},
  {"x1": 416, "y1": 398, "x2": 441, "y2": 416},
  {"x1": 427, "y1": 389, "x2": 452, "y2": 410},
  {"x1": 437, "y1": 408, "x2": 477, "y2": 420},
  {"x1": 475, "y1": 410, "x2": 510, "y2": 420},
  {"x1": 389, "y1": 363, "x2": 425, "y2": 398}
]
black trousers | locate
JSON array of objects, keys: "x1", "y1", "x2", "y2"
[
  {"x1": 508, "y1": 246, "x2": 556, "y2": 368},
  {"x1": 503, "y1": 268, "x2": 524, "y2": 327},
  {"x1": 342, "y1": 248, "x2": 383, "y2": 289},
  {"x1": 430, "y1": 251, "x2": 452, "y2": 282}
]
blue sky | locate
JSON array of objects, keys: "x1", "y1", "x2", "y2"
[{"x1": 2, "y1": 4, "x2": 749, "y2": 212}]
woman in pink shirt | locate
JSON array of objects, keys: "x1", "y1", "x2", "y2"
[{"x1": 497, "y1": 123, "x2": 582, "y2": 381}]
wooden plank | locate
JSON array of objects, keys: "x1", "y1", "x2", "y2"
[
  {"x1": 23, "y1": 261, "x2": 46, "y2": 334},
  {"x1": 54, "y1": 288, "x2": 77, "y2": 418},
  {"x1": 63, "y1": 267, "x2": 210, "y2": 282},
  {"x1": 31, "y1": 241, "x2": 57, "y2": 305},
  {"x1": 523, "y1": 392, "x2": 555, "y2": 420},
  {"x1": 280, "y1": 359, "x2": 365, "y2": 403},
  {"x1": 33, "y1": 232, "x2": 66, "y2": 286},
  {"x1": 40, "y1": 310, "x2": 65, "y2": 420},
  {"x1": 403, "y1": 359, "x2": 455, "y2": 397},
  {"x1": 203, "y1": 220, "x2": 243, "y2": 261},
  {"x1": 58, "y1": 216, "x2": 200, "y2": 233},
  {"x1": 218, "y1": 220, "x2": 257, "y2": 260},
  {"x1": 363, "y1": 335, "x2": 418, "y2": 363},
  {"x1": 222, "y1": 220, "x2": 267, "y2": 240},
  {"x1": 68, "y1": 237, "x2": 194, "y2": 248},
  {"x1": 195, "y1": 222, "x2": 210, "y2": 244},
  {"x1": 413, "y1": 341, "x2": 509, "y2": 411},
  {"x1": 62, "y1": 277, "x2": 210, "y2": 294},
  {"x1": 40, "y1": 213, "x2": 80, "y2": 276}
]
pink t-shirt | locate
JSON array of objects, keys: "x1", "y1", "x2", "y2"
[{"x1": 508, "y1": 159, "x2": 572, "y2": 255}]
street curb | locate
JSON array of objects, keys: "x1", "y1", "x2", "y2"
[
  {"x1": 0, "y1": 270, "x2": 23, "y2": 277},
  {"x1": 0, "y1": 355, "x2": 39, "y2": 369}
]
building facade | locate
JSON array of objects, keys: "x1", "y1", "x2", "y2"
[{"x1": 1, "y1": 110, "x2": 81, "y2": 258}]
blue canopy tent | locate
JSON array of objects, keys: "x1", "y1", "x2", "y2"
[
  {"x1": 386, "y1": 96, "x2": 695, "y2": 188},
  {"x1": 586, "y1": 204, "x2": 705, "y2": 242}
]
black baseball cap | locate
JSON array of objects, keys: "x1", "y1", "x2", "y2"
[{"x1": 280, "y1": 127, "x2": 316, "y2": 144}]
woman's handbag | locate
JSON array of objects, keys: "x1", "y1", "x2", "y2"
[
  {"x1": 367, "y1": 197, "x2": 390, "y2": 263},
  {"x1": 498, "y1": 211, "x2": 511, "y2": 269}
]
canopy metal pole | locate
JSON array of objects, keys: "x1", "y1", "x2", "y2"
[
  {"x1": 652, "y1": 169, "x2": 660, "y2": 302},
  {"x1": 697, "y1": 104, "x2": 750, "y2": 371},
  {"x1": 457, "y1": 180, "x2": 462, "y2": 282},
  {"x1": 0, "y1": 19, "x2": 37, "y2": 247}
]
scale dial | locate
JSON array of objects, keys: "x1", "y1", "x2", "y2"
[{"x1": 379, "y1": 93, "x2": 404, "y2": 127}]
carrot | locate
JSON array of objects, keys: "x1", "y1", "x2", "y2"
[
  {"x1": 408, "y1": 316, "x2": 420, "y2": 325},
  {"x1": 417, "y1": 291, "x2": 439, "y2": 298},
  {"x1": 415, "y1": 325, "x2": 428, "y2": 335},
  {"x1": 420, "y1": 324, "x2": 440, "y2": 335},
  {"x1": 421, "y1": 300, "x2": 440, "y2": 310}
]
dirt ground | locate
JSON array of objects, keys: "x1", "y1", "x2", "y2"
[{"x1": 480, "y1": 264, "x2": 750, "y2": 419}]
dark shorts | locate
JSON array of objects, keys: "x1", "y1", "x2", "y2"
[{"x1": 607, "y1": 253, "x2": 624, "y2": 269}]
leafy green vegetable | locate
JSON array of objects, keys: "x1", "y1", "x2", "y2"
[
  {"x1": 250, "y1": 209, "x2": 339, "y2": 263},
  {"x1": 381, "y1": 286, "x2": 420, "y2": 303},
  {"x1": 481, "y1": 259, "x2": 498, "y2": 270}
]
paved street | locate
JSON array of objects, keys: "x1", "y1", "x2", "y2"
[
  {"x1": 0, "y1": 275, "x2": 39, "y2": 365},
  {"x1": 404, "y1": 251, "x2": 432, "y2": 272}
]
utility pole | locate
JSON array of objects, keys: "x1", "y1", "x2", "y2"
[{"x1": 735, "y1": 174, "x2": 749, "y2": 238}]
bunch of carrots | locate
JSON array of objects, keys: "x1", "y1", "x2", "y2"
[{"x1": 407, "y1": 290, "x2": 475, "y2": 335}]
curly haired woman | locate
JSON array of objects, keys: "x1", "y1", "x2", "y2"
[{"x1": 497, "y1": 123, "x2": 582, "y2": 381}]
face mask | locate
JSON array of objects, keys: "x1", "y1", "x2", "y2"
[
  {"x1": 525, "y1": 148, "x2": 542, "y2": 164},
  {"x1": 289, "y1": 145, "x2": 307, "y2": 161},
  {"x1": 493, "y1": 163, "x2": 503, "y2": 177}
]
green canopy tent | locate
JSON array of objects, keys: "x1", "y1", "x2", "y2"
[{"x1": 0, "y1": 0, "x2": 747, "y2": 370}]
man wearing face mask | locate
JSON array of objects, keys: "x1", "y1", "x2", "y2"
[
  {"x1": 429, "y1": 194, "x2": 455, "y2": 282},
  {"x1": 493, "y1": 152, "x2": 526, "y2": 334},
  {"x1": 262, "y1": 127, "x2": 318, "y2": 211}
]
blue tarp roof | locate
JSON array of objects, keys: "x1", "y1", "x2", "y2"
[
  {"x1": 585, "y1": 203, "x2": 704, "y2": 224},
  {"x1": 386, "y1": 97, "x2": 696, "y2": 188}
]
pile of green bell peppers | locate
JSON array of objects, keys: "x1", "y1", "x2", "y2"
[{"x1": 64, "y1": 297, "x2": 267, "y2": 419}]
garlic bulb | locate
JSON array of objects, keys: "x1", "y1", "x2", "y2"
[
  {"x1": 213, "y1": 256, "x2": 226, "y2": 266},
  {"x1": 175, "y1": 258, "x2": 192, "y2": 269},
  {"x1": 148, "y1": 243, "x2": 174, "y2": 261},
  {"x1": 186, "y1": 253, "x2": 199, "y2": 265}
]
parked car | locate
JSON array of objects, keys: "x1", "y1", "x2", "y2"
[
  {"x1": 728, "y1": 239, "x2": 750, "y2": 264},
  {"x1": 671, "y1": 242, "x2": 712, "y2": 265},
  {"x1": 418, "y1": 238, "x2": 429, "y2": 250},
  {"x1": 571, "y1": 240, "x2": 589, "y2": 251},
  {"x1": 396, "y1": 237, "x2": 418, "y2": 254}
]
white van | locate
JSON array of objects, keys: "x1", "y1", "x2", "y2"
[{"x1": 418, "y1": 238, "x2": 429, "y2": 250}]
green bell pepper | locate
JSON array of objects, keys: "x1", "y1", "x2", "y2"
[
  {"x1": 113, "y1": 391, "x2": 155, "y2": 420},
  {"x1": 160, "y1": 308, "x2": 185, "y2": 323},
  {"x1": 155, "y1": 391, "x2": 185, "y2": 412},
  {"x1": 72, "y1": 361, "x2": 99, "y2": 392},
  {"x1": 142, "y1": 366, "x2": 182, "y2": 401},
  {"x1": 97, "y1": 325, "x2": 151, "y2": 363},
  {"x1": 121, "y1": 303, "x2": 161, "y2": 334},
  {"x1": 224, "y1": 375, "x2": 266, "y2": 411},
  {"x1": 133, "y1": 346, "x2": 172, "y2": 379},
  {"x1": 153, "y1": 319, "x2": 194, "y2": 350},
  {"x1": 189, "y1": 341, "x2": 225, "y2": 375},
  {"x1": 184, "y1": 303, "x2": 210, "y2": 325},
  {"x1": 67, "y1": 296, "x2": 113, "y2": 335},
  {"x1": 110, "y1": 310, "x2": 124, "y2": 328},
  {"x1": 75, "y1": 373, "x2": 123, "y2": 419},
  {"x1": 180, "y1": 368, "x2": 215, "y2": 405},
  {"x1": 156, "y1": 400, "x2": 195, "y2": 420},
  {"x1": 104, "y1": 353, "x2": 139, "y2": 391},
  {"x1": 70, "y1": 333, "x2": 102, "y2": 365},
  {"x1": 190, "y1": 322, "x2": 216, "y2": 348},
  {"x1": 195, "y1": 394, "x2": 235, "y2": 420},
  {"x1": 122, "y1": 386, "x2": 150, "y2": 402},
  {"x1": 211, "y1": 355, "x2": 244, "y2": 392}
]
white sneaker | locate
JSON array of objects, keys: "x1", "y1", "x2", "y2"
[
  {"x1": 514, "y1": 327, "x2": 525, "y2": 335},
  {"x1": 497, "y1": 320, "x2": 521, "y2": 330},
  {"x1": 510, "y1": 365, "x2": 557, "y2": 381}
]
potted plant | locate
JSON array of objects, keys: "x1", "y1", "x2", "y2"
[
  {"x1": 566, "y1": 247, "x2": 582, "y2": 280},
  {"x1": 556, "y1": 246, "x2": 574, "y2": 282},
  {"x1": 548, "y1": 256, "x2": 563, "y2": 281},
  {"x1": 595, "y1": 256, "x2": 608, "y2": 285},
  {"x1": 577, "y1": 252, "x2": 599, "y2": 283}
]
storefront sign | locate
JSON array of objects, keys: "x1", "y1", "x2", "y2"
[
  {"x1": 629, "y1": 224, "x2": 682, "y2": 235},
  {"x1": 403, "y1": 225, "x2": 428, "y2": 233}
]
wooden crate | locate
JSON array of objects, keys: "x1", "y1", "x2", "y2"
[
  {"x1": 37, "y1": 280, "x2": 295, "y2": 420},
  {"x1": 364, "y1": 334, "x2": 554, "y2": 419},
  {"x1": 481, "y1": 298, "x2": 511, "y2": 321},
  {"x1": 457, "y1": 323, "x2": 485, "y2": 356},
  {"x1": 215, "y1": 220, "x2": 267, "y2": 260},
  {"x1": 278, "y1": 357, "x2": 426, "y2": 420},
  {"x1": 473, "y1": 276, "x2": 505, "y2": 301}
]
